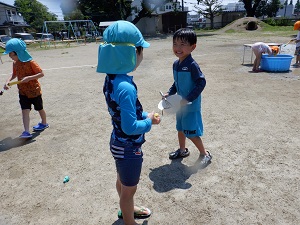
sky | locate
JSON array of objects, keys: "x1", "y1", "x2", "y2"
[
  {"x1": 1, "y1": 0, "x2": 298, "y2": 19},
  {"x1": 1, "y1": 0, "x2": 237, "y2": 18},
  {"x1": 1, "y1": 0, "x2": 63, "y2": 19}
]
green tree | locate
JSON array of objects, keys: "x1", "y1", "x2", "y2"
[
  {"x1": 60, "y1": 0, "x2": 132, "y2": 23},
  {"x1": 14, "y1": 0, "x2": 57, "y2": 32},
  {"x1": 132, "y1": 0, "x2": 170, "y2": 24},
  {"x1": 64, "y1": 9, "x2": 85, "y2": 21},
  {"x1": 195, "y1": 0, "x2": 222, "y2": 29},
  {"x1": 60, "y1": 0, "x2": 177, "y2": 25},
  {"x1": 255, "y1": 0, "x2": 281, "y2": 18},
  {"x1": 295, "y1": 0, "x2": 300, "y2": 16},
  {"x1": 241, "y1": 0, "x2": 262, "y2": 17},
  {"x1": 266, "y1": 0, "x2": 281, "y2": 17},
  {"x1": 255, "y1": 0, "x2": 268, "y2": 18}
]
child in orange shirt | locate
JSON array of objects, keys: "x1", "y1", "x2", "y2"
[{"x1": 2, "y1": 38, "x2": 48, "y2": 138}]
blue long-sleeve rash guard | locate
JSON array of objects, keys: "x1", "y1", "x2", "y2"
[
  {"x1": 106, "y1": 74, "x2": 152, "y2": 137},
  {"x1": 168, "y1": 54, "x2": 206, "y2": 103}
]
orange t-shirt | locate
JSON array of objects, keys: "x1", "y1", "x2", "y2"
[{"x1": 13, "y1": 60, "x2": 42, "y2": 98}]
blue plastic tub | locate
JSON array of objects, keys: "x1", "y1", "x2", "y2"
[{"x1": 260, "y1": 54, "x2": 294, "y2": 72}]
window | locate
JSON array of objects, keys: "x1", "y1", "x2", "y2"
[{"x1": 6, "y1": 10, "x2": 11, "y2": 17}]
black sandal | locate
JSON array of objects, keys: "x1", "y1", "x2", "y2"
[
  {"x1": 118, "y1": 207, "x2": 152, "y2": 219},
  {"x1": 169, "y1": 148, "x2": 190, "y2": 159}
]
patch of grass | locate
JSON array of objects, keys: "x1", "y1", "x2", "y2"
[
  {"x1": 225, "y1": 29, "x2": 236, "y2": 33},
  {"x1": 261, "y1": 23, "x2": 293, "y2": 32}
]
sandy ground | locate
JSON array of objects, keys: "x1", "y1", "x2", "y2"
[{"x1": 0, "y1": 31, "x2": 299, "y2": 225}]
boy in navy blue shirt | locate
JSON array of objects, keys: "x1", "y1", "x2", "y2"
[{"x1": 164, "y1": 28, "x2": 212, "y2": 168}]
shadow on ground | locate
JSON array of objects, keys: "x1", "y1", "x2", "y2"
[
  {"x1": 112, "y1": 218, "x2": 149, "y2": 225},
  {"x1": 0, "y1": 132, "x2": 41, "y2": 152},
  {"x1": 149, "y1": 158, "x2": 210, "y2": 193}
]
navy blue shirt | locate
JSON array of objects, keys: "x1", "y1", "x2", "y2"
[
  {"x1": 168, "y1": 54, "x2": 206, "y2": 103},
  {"x1": 103, "y1": 74, "x2": 152, "y2": 158}
]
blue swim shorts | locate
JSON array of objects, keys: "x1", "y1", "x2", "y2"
[
  {"x1": 176, "y1": 110, "x2": 203, "y2": 138},
  {"x1": 115, "y1": 157, "x2": 143, "y2": 186}
]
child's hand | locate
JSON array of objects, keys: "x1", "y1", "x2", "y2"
[
  {"x1": 3, "y1": 83, "x2": 9, "y2": 90},
  {"x1": 162, "y1": 93, "x2": 169, "y2": 99},
  {"x1": 180, "y1": 98, "x2": 189, "y2": 106},
  {"x1": 148, "y1": 112, "x2": 161, "y2": 125}
]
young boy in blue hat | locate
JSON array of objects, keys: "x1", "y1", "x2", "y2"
[
  {"x1": 163, "y1": 28, "x2": 212, "y2": 168},
  {"x1": 2, "y1": 38, "x2": 48, "y2": 138},
  {"x1": 97, "y1": 21, "x2": 160, "y2": 225}
]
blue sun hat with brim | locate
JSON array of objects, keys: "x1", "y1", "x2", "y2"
[
  {"x1": 97, "y1": 20, "x2": 150, "y2": 74},
  {"x1": 3, "y1": 38, "x2": 32, "y2": 62}
]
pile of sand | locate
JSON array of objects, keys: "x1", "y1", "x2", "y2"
[{"x1": 217, "y1": 17, "x2": 263, "y2": 33}]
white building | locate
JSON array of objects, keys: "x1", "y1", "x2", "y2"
[
  {"x1": 277, "y1": 1, "x2": 295, "y2": 17},
  {"x1": 128, "y1": 0, "x2": 189, "y2": 35},
  {"x1": 222, "y1": 2, "x2": 245, "y2": 11},
  {"x1": 0, "y1": 2, "x2": 29, "y2": 36},
  {"x1": 129, "y1": 0, "x2": 187, "y2": 19}
]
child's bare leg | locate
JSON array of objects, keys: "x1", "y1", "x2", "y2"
[
  {"x1": 253, "y1": 51, "x2": 261, "y2": 71},
  {"x1": 119, "y1": 183, "x2": 137, "y2": 225},
  {"x1": 178, "y1": 131, "x2": 186, "y2": 151},
  {"x1": 253, "y1": 58, "x2": 258, "y2": 71},
  {"x1": 38, "y1": 109, "x2": 47, "y2": 124},
  {"x1": 189, "y1": 136, "x2": 207, "y2": 155},
  {"x1": 296, "y1": 55, "x2": 300, "y2": 64},
  {"x1": 22, "y1": 109, "x2": 30, "y2": 132}
]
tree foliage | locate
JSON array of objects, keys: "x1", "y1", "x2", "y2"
[
  {"x1": 195, "y1": 0, "x2": 222, "y2": 29},
  {"x1": 64, "y1": 9, "x2": 85, "y2": 21},
  {"x1": 295, "y1": 0, "x2": 300, "y2": 15},
  {"x1": 14, "y1": 0, "x2": 57, "y2": 32},
  {"x1": 132, "y1": 0, "x2": 170, "y2": 24},
  {"x1": 241, "y1": 0, "x2": 262, "y2": 17},
  {"x1": 255, "y1": 0, "x2": 281, "y2": 18},
  {"x1": 60, "y1": 0, "x2": 173, "y2": 25},
  {"x1": 60, "y1": 0, "x2": 132, "y2": 23}
]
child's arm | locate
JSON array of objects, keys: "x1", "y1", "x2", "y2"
[
  {"x1": 185, "y1": 64, "x2": 206, "y2": 103},
  {"x1": 167, "y1": 82, "x2": 177, "y2": 96},
  {"x1": 20, "y1": 71, "x2": 44, "y2": 83},
  {"x1": 117, "y1": 84, "x2": 152, "y2": 135},
  {"x1": 185, "y1": 78, "x2": 206, "y2": 103},
  {"x1": 3, "y1": 74, "x2": 17, "y2": 90}
]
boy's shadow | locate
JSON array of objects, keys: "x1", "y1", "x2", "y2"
[
  {"x1": 0, "y1": 132, "x2": 41, "y2": 152},
  {"x1": 149, "y1": 158, "x2": 202, "y2": 193}
]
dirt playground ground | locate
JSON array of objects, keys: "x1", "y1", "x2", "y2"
[{"x1": 0, "y1": 30, "x2": 299, "y2": 225}]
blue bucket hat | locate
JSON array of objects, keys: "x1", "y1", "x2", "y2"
[
  {"x1": 97, "y1": 20, "x2": 150, "y2": 74},
  {"x1": 3, "y1": 38, "x2": 32, "y2": 62}
]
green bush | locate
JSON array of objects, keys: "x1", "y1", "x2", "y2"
[
  {"x1": 264, "y1": 17, "x2": 295, "y2": 26},
  {"x1": 265, "y1": 18, "x2": 277, "y2": 26},
  {"x1": 276, "y1": 18, "x2": 294, "y2": 26}
]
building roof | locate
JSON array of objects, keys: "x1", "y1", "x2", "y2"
[
  {"x1": 0, "y1": 1, "x2": 17, "y2": 8},
  {"x1": 99, "y1": 21, "x2": 116, "y2": 27}
]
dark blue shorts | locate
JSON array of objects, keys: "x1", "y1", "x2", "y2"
[
  {"x1": 295, "y1": 46, "x2": 300, "y2": 56},
  {"x1": 19, "y1": 94, "x2": 43, "y2": 111},
  {"x1": 115, "y1": 157, "x2": 143, "y2": 186}
]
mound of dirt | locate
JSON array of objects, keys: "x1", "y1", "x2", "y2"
[{"x1": 217, "y1": 17, "x2": 263, "y2": 33}]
